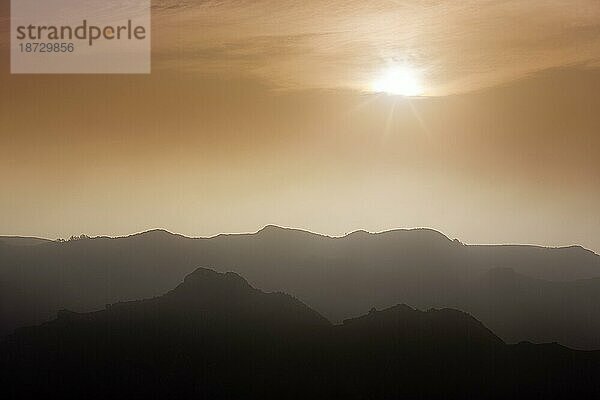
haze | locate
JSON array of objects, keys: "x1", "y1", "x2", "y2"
[{"x1": 0, "y1": 0, "x2": 599, "y2": 251}]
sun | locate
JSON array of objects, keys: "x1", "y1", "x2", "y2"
[{"x1": 371, "y1": 66, "x2": 424, "y2": 97}]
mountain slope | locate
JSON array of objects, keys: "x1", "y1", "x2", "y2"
[
  {"x1": 2, "y1": 268, "x2": 599, "y2": 400},
  {"x1": 0, "y1": 236, "x2": 52, "y2": 246},
  {"x1": 1, "y1": 226, "x2": 600, "y2": 348}
]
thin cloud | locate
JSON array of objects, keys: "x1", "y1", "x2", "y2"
[{"x1": 149, "y1": 0, "x2": 600, "y2": 94}]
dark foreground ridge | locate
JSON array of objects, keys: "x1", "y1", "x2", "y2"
[{"x1": 2, "y1": 268, "x2": 600, "y2": 400}]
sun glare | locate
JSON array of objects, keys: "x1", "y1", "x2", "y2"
[{"x1": 371, "y1": 66, "x2": 424, "y2": 97}]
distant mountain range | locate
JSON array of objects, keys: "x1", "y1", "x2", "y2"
[
  {"x1": 2, "y1": 267, "x2": 599, "y2": 399},
  {"x1": 2, "y1": 226, "x2": 600, "y2": 348}
]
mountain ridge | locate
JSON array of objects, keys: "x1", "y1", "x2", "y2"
[
  {"x1": 4, "y1": 226, "x2": 597, "y2": 255},
  {"x1": 3, "y1": 267, "x2": 599, "y2": 399},
  {"x1": 2, "y1": 226, "x2": 600, "y2": 348}
]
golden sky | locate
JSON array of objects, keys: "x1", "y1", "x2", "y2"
[
  {"x1": 1, "y1": 1, "x2": 599, "y2": 250},
  {"x1": 147, "y1": 0, "x2": 600, "y2": 94}
]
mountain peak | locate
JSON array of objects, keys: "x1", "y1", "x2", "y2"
[
  {"x1": 255, "y1": 225, "x2": 326, "y2": 239},
  {"x1": 341, "y1": 304, "x2": 504, "y2": 346},
  {"x1": 130, "y1": 229, "x2": 178, "y2": 238},
  {"x1": 155, "y1": 267, "x2": 331, "y2": 329},
  {"x1": 180, "y1": 267, "x2": 252, "y2": 290},
  {"x1": 166, "y1": 267, "x2": 256, "y2": 301},
  {"x1": 258, "y1": 225, "x2": 306, "y2": 234},
  {"x1": 41, "y1": 267, "x2": 331, "y2": 338}
]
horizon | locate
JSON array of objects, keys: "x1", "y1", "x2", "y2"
[{"x1": 2, "y1": 224, "x2": 597, "y2": 254}]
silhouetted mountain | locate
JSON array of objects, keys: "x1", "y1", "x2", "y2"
[
  {"x1": 0, "y1": 236, "x2": 52, "y2": 246},
  {"x1": 1, "y1": 226, "x2": 600, "y2": 349},
  {"x1": 340, "y1": 304, "x2": 503, "y2": 348},
  {"x1": 2, "y1": 268, "x2": 599, "y2": 400}
]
